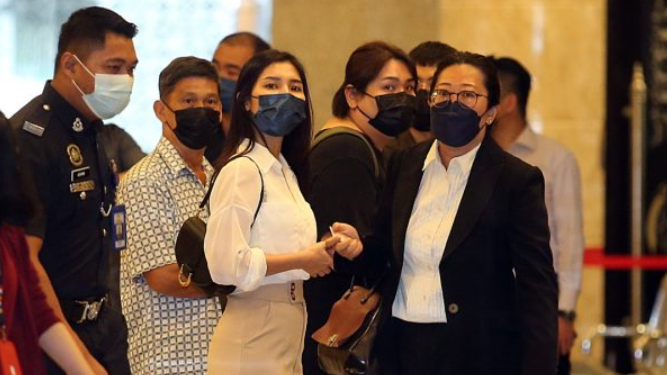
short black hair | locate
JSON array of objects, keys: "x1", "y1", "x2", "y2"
[
  {"x1": 218, "y1": 32, "x2": 271, "y2": 54},
  {"x1": 490, "y1": 56, "x2": 531, "y2": 117},
  {"x1": 409, "y1": 41, "x2": 457, "y2": 66},
  {"x1": 432, "y1": 51, "x2": 501, "y2": 109},
  {"x1": 158, "y1": 56, "x2": 219, "y2": 100},
  {"x1": 0, "y1": 111, "x2": 35, "y2": 226},
  {"x1": 55, "y1": 6, "x2": 138, "y2": 72},
  {"x1": 332, "y1": 41, "x2": 416, "y2": 118}
]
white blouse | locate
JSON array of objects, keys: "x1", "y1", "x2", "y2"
[
  {"x1": 204, "y1": 139, "x2": 316, "y2": 292},
  {"x1": 392, "y1": 140, "x2": 480, "y2": 323}
]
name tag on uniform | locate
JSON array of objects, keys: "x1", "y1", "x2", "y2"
[
  {"x1": 111, "y1": 205, "x2": 127, "y2": 251},
  {"x1": 22, "y1": 121, "x2": 45, "y2": 137},
  {"x1": 70, "y1": 166, "x2": 91, "y2": 181},
  {"x1": 69, "y1": 180, "x2": 95, "y2": 193}
]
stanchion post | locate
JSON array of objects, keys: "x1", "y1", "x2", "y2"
[{"x1": 630, "y1": 61, "x2": 647, "y2": 326}]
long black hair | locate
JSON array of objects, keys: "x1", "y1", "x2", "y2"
[
  {"x1": 0, "y1": 111, "x2": 36, "y2": 226},
  {"x1": 216, "y1": 49, "x2": 313, "y2": 181}
]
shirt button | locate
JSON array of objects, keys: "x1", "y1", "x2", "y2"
[
  {"x1": 102, "y1": 229, "x2": 107, "y2": 237},
  {"x1": 79, "y1": 192, "x2": 87, "y2": 200},
  {"x1": 448, "y1": 303, "x2": 460, "y2": 315}
]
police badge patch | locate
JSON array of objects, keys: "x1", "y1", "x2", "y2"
[{"x1": 67, "y1": 144, "x2": 84, "y2": 167}]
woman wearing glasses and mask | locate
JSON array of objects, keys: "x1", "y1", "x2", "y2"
[
  {"x1": 302, "y1": 41, "x2": 416, "y2": 375},
  {"x1": 361, "y1": 51, "x2": 558, "y2": 375},
  {"x1": 203, "y1": 50, "x2": 362, "y2": 375}
]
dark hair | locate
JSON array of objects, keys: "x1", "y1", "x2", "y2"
[
  {"x1": 55, "y1": 6, "x2": 137, "y2": 72},
  {"x1": 0, "y1": 112, "x2": 35, "y2": 226},
  {"x1": 409, "y1": 41, "x2": 457, "y2": 67},
  {"x1": 431, "y1": 51, "x2": 501, "y2": 109},
  {"x1": 216, "y1": 50, "x2": 313, "y2": 182},
  {"x1": 219, "y1": 32, "x2": 271, "y2": 54},
  {"x1": 158, "y1": 56, "x2": 219, "y2": 100},
  {"x1": 490, "y1": 56, "x2": 531, "y2": 117},
  {"x1": 332, "y1": 41, "x2": 416, "y2": 118}
]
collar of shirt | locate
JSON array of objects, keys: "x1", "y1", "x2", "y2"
[
  {"x1": 422, "y1": 139, "x2": 481, "y2": 177},
  {"x1": 156, "y1": 137, "x2": 213, "y2": 179},
  {"x1": 42, "y1": 81, "x2": 103, "y2": 135},
  {"x1": 510, "y1": 126, "x2": 538, "y2": 154},
  {"x1": 237, "y1": 138, "x2": 289, "y2": 175}
]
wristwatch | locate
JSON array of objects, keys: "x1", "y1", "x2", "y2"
[{"x1": 558, "y1": 310, "x2": 576, "y2": 322}]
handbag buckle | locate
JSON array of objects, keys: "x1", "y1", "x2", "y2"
[
  {"x1": 178, "y1": 264, "x2": 192, "y2": 287},
  {"x1": 327, "y1": 334, "x2": 339, "y2": 346}
]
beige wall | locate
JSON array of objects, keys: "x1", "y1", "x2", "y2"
[
  {"x1": 272, "y1": 0, "x2": 441, "y2": 128},
  {"x1": 273, "y1": 0, "x2": 607, "y2": 363}
]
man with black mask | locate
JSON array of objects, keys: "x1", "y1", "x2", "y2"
[
  {"x1": 116, "y1": 57, "x2": 223, "y2": 375},
  {"x1": 207, "y1": 32, "x2": 270, "y2": 165},
  {"x1": 384, "y1": 41, "x2": 456, "y2": 159}
]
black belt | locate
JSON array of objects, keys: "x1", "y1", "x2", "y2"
[{"x1": 60, "y1": 294, "x2": 107, "y2": 324}]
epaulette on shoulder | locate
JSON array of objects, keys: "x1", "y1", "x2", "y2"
[{"x1": 13, "y1": 96, "x2": 53, "y2": 138}]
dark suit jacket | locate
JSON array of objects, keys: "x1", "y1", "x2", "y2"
[{"x1": 364, "y1": 136, "x2": 558, "y2": 375}]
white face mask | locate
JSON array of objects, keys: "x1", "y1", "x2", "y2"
[{"x1": 71, "y1": 55, "x2": 134, "y2": 120}]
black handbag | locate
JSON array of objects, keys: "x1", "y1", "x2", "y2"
[
  {"x1": 312, "y1": 277, "x2": 382, "y2": 375},
  {"x1": 174, "y1": 155, "x2": 264, "y2": 298}
]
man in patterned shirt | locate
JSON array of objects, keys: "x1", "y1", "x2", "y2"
[{"x1": 117, "y1": 56, "x2": 223, "y2": 375}]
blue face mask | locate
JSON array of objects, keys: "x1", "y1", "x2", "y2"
[
  {"x1": 430, "y1": 101, "x2": 483, "y2": 147},
  {"x1": 218, "y1": 78, "x2": 236, "y2": 113},
  {"x1": 252, "y1": 94, "x2": 307, "y2": 137}
]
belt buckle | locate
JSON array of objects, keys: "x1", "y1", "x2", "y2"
[{"x1": 75, "y1": 297, "x2": 105, "y2": 323}]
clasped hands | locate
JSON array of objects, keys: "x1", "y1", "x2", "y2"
[{"x1": 303, "y1": 222, "x2": 363, "y2": 278}]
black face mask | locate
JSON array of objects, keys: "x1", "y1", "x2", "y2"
[
  {"x1": 357, "y1": 92, "x2": 416, "y2": 137},
  {"x1": 252, "y1": 94, "x2": 307, "y2": 137},
  {"x1": 412, "y1": 90, "x2": 431, "y2": 131},
  {"x1": 430, "y1": 101, "x2": 483, "y2": 147},
  {"x1": 168, "y1": 106, "x2": 221, "y2": 149}
]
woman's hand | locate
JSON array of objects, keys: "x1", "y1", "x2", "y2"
[
  {"x1": 301, "y1": 236, "x2": 339, "y2": 277},
  {"x1": 330, "y1": 222, "x2": 363, "y2": 260}
]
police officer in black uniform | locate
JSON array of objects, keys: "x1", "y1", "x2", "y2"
[{"x1": 10, "y1": 7, "x2": 138, "y2": 375}]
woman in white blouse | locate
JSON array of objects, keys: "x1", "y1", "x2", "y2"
[{"x1": 203, "y1": 50, "x2": 362, "y2": 375}]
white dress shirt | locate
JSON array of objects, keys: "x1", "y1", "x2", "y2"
[
  {"x1": 508, "y1": 127, "x2": 584, "y2": 311},
  {"x1": 392, "y1": 140, "x2": 480, "y2": 323},
  {"x1": 204, "y1": 139, "x2": 316, "y2": 293}
]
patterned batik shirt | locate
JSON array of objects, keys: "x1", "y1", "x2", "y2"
[{"x1": 117, "y1": 137, "x2": 222, "y2": 375}]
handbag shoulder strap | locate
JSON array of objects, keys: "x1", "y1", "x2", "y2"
[
  {"x1": 199, "y1": 155, "x2": 265, "y2": 226},
  {"x1": 311, "y1": 127, "x2": 380, "y2": 179}
]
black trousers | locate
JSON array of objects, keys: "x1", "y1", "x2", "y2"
[
  {"x1": 557, "y1": 353, "x2": 571, "y2": 375},
  {"x1": 394, "y1": 317, "x2": 449, "y2": 375},
  {"x1": 44, "y1": 298, "x2": 130, "y2": 375}
]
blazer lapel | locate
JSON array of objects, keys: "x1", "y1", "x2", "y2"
[
  {"x1": 391, "y1": 143, "x2": 430, "y2": 267},
  {"x1": 441, "y1": 137, "x2": 504, "y2": 263}
]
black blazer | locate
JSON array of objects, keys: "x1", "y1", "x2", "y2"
[{"x1": 364, "y1": 136, "x2": 558, "y2": 375}]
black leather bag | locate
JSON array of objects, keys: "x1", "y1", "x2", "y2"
[
  {"x1": 312, "y1": 277, "x2": 382, "y2": 375},
  {"x1": 174, "y1": 156, "x2": 264, "y2": 298}
]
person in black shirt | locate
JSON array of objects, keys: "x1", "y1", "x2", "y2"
[
  {"x1": 99, "y1": 123, "x2": 145, "y2": 174},
  {"x1": 303, "y1": 41, "x2": 416, "y2": 375},
  {"x1": 384, "y1": 41, "x2": 456, "y2": 159},
  {"x1": 10, "y1": 7, "x2": 138, "y2": 375},
  {"x1": 206, "y1": 32, "x2": 271, "y2": 165}
]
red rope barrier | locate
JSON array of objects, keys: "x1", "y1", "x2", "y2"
[{"x1": 584, "y1": 248, "x2": 667, "y2": 270}]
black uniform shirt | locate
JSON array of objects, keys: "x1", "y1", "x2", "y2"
[{"x1": 11, "y1": 81, "x2": 116, "y2": 300}]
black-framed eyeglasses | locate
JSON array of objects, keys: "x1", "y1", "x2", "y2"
[{"x1": 430, "y1": 90, "x2": 488, "y2": 109}]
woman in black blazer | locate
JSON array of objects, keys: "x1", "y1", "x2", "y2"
[{"x1": 357, "y1": 51, "x2": 558, "y2": 375}]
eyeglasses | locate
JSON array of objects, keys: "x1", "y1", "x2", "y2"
[{"x1": 430, "y1": 90, "x2": 488, "y2": 109}]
